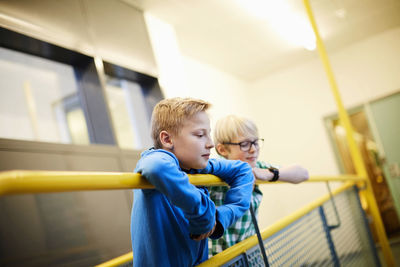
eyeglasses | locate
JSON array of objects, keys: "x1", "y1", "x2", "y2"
[{"x1": 223, "y1": 138, "x2": 264, "y2": 152}]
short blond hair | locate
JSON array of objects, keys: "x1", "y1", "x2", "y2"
[
  {"x1": 151, "y1": 97, "x2": 211, "y2": 149},
  {"x1": 213, "y1": 115, "x2": 259, "y2": 155}
]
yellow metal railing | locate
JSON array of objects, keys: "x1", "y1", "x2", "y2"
[
  {"x1": 198, "y1": 181, "x2": 356, "y2": 267},
  {"x1": 0, "y1": 170, "x2": 226, "y2": 195},
  {"x1": 0, "y1": 170, "x2": 394, "y2": 266},
  {"x1": 1, "y1": 170, "x2": 381, "y2": 266},
  {"x1": 0, "y1": 170, "x2": 363, "y2": 196},
  {"x1": 95, "y1": 176, "x2": 390, "y2": 267},
  {"x1": 303, "y1": 0, "x2": 395, "y2": 265},
  {"x1": 92, "y1": 176, "x2": 368, "y2": 267},
  {"x1": 93, "y1": 181, "x2": 358, "y2": 267},
  {"x1": 95, "y1": 252, "x2": 133, "y2": 267}
]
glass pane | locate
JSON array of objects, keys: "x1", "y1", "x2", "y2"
[
  {"x1": 0, "y1": 47, "x2": 89, "y2": 144},
  {"x1": 66, "y1": 108, "x2": 90, "y2": 145},
  {"x1": 105, "y1": 77, "x2": 152, "y2": 150}
]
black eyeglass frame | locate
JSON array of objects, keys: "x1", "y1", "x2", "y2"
[{"x1": 223, "y1": 138, "x2": 264, "y2": 152}]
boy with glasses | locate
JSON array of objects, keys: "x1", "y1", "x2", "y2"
[{"x1": 209, "y1": 115, "x2": 309, "y2": 256}]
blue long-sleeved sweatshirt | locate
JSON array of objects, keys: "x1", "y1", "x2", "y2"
[{"x1": 131, "y1": 149, "x2": 253, "y2": 266}]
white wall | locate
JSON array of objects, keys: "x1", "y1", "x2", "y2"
[
  {"x1": 147, "y1": 14, "x2": 400, "y2": 229},
  {"x1": 176, "y1": 51, "x2": 331, "y2": 228},
  {"x1": 145, "y1": 14, "x2": 332, "y2": 228},
  {"x1": 251, "y1": 26, "x2": 400, "y2": 229},
  {"x1": 145, "y1": 13, "x2": 252, "y2": 151},
  {"x1": 182, "y1": 57, "x2": 253, "y2": 132}
]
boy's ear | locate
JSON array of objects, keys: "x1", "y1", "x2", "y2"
[
  {"x1": 216, "y1": 143, "x2": 229, "y2": 157},
  {"x1": 159, "y1": 130, "x2": 174, "y2": 150}
]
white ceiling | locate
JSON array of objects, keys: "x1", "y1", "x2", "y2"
[{"x1": 124, "y1": 0, "x2": 400, "y2": 81}]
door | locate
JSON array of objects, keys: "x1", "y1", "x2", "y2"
[
  {"x1": 368, "y1": 92, "x2": 400, "y2": 222},
  {"x1": 327, "y1": 109, "x2": 400, "y2": 238}
]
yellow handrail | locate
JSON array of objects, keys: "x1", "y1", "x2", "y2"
[
  {"x1": 303, "y1": 0, "x2": 394, "y2": 265},
  {"x1": 199, "y1": 181, "x2": 356, "y2": 266},
  {"x1": 0, "y1": 170, "x2": 375, "y2": 266},
  {"x1": 0, "y1": 170, "x2": 365, "y2": 196},
  {"x1": 95, "y1": 252, "x2": 132, "y2": 267},
  {"x1": 97, "y1": 180, "x2": 357, "y2": 267}
]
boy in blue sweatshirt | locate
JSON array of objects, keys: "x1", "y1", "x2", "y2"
[{"x1": 131, "y1": 98, "x2": 254, "y2": 266}]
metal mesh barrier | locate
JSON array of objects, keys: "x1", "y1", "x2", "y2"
[
  {"x1": 115, "y1": 186, "x2": 380, "y2": 267},
  {"x1": 322, "y1": 187, "x2": 379, "y2": 266},
  {"x1": 117, "y1": 262, "x2": 132, "y2": 267},
  {"x1": 265, "y1": 209, "x2": 332, "y2": 266},
  {"x1": 221, "y1": 186, "x2": 380, "y2": 267}
]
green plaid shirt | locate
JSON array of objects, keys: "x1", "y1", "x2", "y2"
[{"x1": 208, "y1": 161, "x2": 272, "y2": 256}]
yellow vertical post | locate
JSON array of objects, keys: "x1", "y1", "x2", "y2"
[{"x1": 302, "y1": 0, "x2": 395, "y2": 266}]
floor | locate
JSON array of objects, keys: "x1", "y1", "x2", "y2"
[{"x1": 377, "y1": 236, "x2": 400, "y2": 267}]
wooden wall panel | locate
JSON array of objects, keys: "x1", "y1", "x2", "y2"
[{"x1": 0, "y1": 138, "x2": 140, "y2": 266}]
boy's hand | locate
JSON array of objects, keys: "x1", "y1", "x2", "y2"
[
  {"x1": 190, "y1": 221, "x2": 217, "y2": 241},
  {"x1": 280, "y1": 165, "x2": 309, "y2": 184}
]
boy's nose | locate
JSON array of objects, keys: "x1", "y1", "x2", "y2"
[{"x1": 206, "y1": 139, "x2": 214, "y2": 149}]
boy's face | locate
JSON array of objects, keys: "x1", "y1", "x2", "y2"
[
  {"x1": 171, "y1": 111, "x2": 214, "y2": 170},
  {"x1": 221, "y1": 135, "x2": 259, "y2": 168}
]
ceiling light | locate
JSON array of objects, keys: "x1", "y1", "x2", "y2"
[{"x1": 237, "y1": 0, "x2": 316, "y2": 50}]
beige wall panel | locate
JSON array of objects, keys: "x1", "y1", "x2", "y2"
[
  {"x1": 0, "y1": 194, "x2": 47, "y2": 262},
  {"x1": 64, "y1": 154, "x2": 122, "y2": 172},
  {"x1": 0, "y1": 0, "x2": 157, "y2": 76},
  {"x1": 0, "y1": 151, "x2": 67, "y2": 171},
  {"x1": 0, "y1": 139, "x2": 139, "y2": 266},
  {"x1": 79, "y1": 190, "x2": 132, "y2": 258},
  {"x1": 0, "y1": 0, "x2": 89, "y2": 52},
  {"x1": 120, "y1": 152, "x2": 141, "y2": 172}
]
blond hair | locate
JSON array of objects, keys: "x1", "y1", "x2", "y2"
[
  {"x1": 151, "y1": 97, "x2": 211, "y2": 149},
  {"x1": 213, "y1": 115, "x2": 259, "y2": 155}
]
